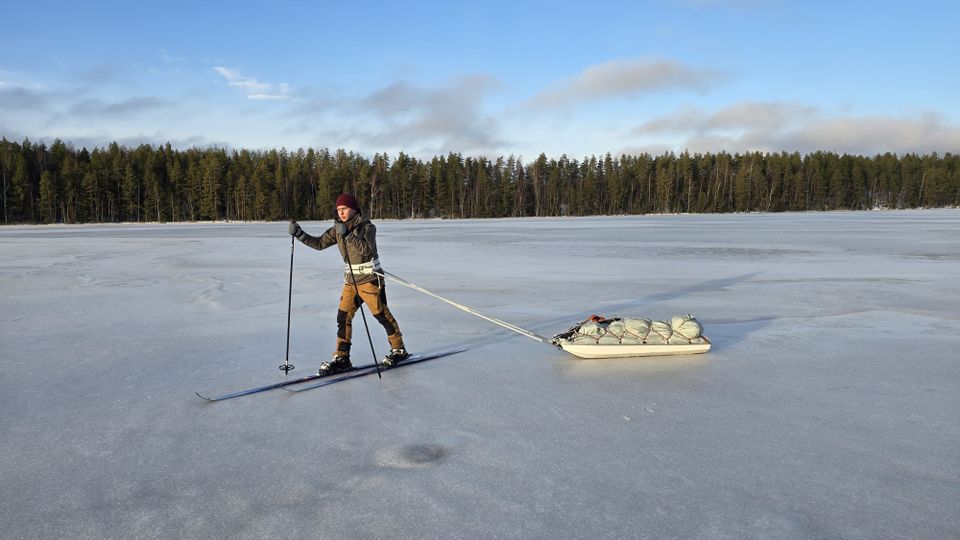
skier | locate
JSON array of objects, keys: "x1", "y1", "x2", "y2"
[{"x1": 288, "y1": 193, "x2": 409, "y2": 375}]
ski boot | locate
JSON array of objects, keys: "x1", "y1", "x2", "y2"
[
  {"x1": 382, "y1": 348, "x2": 410, "y2": 367},
  {"x1": 318, "y1": 355, "x2": 352, "y2": 375}
]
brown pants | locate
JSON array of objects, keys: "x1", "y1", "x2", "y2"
[{"x1": 334, "y1": 278, "x2": 404, "y2": 358}]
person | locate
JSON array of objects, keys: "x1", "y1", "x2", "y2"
[{"x1": 288, "y1": 193, "x2": 409, "y2": 374}]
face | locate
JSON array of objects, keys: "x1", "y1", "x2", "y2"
[{"x1": 336, "y1": 205, "x2": 355, "y2": 222}]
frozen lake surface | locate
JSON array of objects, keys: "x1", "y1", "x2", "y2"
[{"x1": 1, "y1": 210, "x2": 958, "y2": 539}]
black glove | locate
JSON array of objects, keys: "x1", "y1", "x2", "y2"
[
  {"x1": 288, "y1": 220, "x2": 303, "y2": 238},
  {"x1": 334, "y1": 221, "x2": 350, "y2": 237}
]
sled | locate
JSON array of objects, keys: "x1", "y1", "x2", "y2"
[
  {"x1": 551, "y1": 314, "x2": 711, "y2": 359},
  {"x1": 557, "y1": 336, "x2": 711, "y2": 359}
]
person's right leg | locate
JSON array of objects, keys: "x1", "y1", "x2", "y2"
[{"x1": 332, "y1": 283, "x2": 362, "y2": 358}]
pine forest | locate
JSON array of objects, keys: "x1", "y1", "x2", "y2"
[{"x1": 1, "y1": 138, "x2": 957, "y2": 224}]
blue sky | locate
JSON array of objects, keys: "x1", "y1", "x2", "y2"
[{"x1": 2, "y1": 0, "x2": 958, "y2": 158}]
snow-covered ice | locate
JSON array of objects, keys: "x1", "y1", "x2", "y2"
[{"x1": 1, "y1": 210, "x2": 958, "y2": 539}]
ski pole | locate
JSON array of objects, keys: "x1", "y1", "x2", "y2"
[
  {"x1": 280, "y1": 234, "x2": 296, "y2": 373},
  {"x1": 343, "y1": 238, "x2": 382, "y2": 379}
]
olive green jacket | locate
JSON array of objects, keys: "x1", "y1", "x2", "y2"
[{"x1": 298, "y1": 213, "x2": 380, "y2": 285}]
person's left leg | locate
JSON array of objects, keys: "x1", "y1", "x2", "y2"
[{"x1": 355, "y1": 278, "x2": 404, "y2": 350}]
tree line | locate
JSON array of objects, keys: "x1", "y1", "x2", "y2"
[{"x1": 1, "y1": 137, "x2": 957, "y2": 224}]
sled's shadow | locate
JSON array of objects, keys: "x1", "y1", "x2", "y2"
[
  {"x1": 534, "y1": 272, "x2": 772, "y2": 353},
  {"x1": 454, "y1": 272, "x2": 775, "y2": 355},
  {"x1": 589, "y1": 271, "x2": 761, "y2": 314}
]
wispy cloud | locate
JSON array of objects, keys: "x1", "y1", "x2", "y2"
[
  {"x1": 0, "y1": 115, "x2": 231, "y2": 151},
  {"x1": 0, "y1": 82, "x2": 50, "y2": 110},
  {"x1": 527, "y1": 58, "x2": 726, "y2": 109},
  {"x1": 633, "y1": 101, "x2": 817, "y2": 134},
  {"x1": 62, "y1": 133, "x2": 231, "y2": 151},
  {"x1": 71, "y1": 65, "x2": 123, "y2": 85},
  {"x1": 69, "y1": 96, "x2": 172, "y2": 117},
  {"x1": 362, "y1": 81, "x2": 426, "y2": 117},
  {"x1": 630, "y1": 101, "x2": 960, "y2": 155},
  {"x1": 347, "y1": 74, "x2": 507, "y2": 155},
  {"x1": 762, "y1": 112, "x2": 960, "y2": 155},
  {"x1": 213, "y1": 66, "x2": 290, "y2": 100}
]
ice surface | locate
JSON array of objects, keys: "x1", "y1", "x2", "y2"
[{"x1": 1, "y1": 210, "x2": 958, "y2": 539}]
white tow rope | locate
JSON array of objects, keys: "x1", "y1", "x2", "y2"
[{"x1": 375, "y1": 270, "x2": 555, "y2": 346}]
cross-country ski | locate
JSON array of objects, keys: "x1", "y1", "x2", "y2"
[
  {"x1": 283, "y1": 348, "x2": 467, "y2": 393},
  {"x1": 196, "y1": 348, "x2": 467, "y2": 401}
]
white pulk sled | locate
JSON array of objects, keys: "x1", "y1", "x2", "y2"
[
  {"x1": 550, "y1": 314, "x2": 711, "y2": 358},
  {"x1": 379, "y1": 271, "x2": 711, "y2": 360}
]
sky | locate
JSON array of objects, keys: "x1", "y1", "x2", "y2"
[{"x1": 2, "y1": 0, "x2": 958, "y2": 159}]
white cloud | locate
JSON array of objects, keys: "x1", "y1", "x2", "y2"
[
  {"x1": 72, "y1": 65, "x2": 122, "y2": 85},
  {"x1": 633, "y1": 101, "x2": 817, "y2": 135},
  {"x1": 69, "y1": 96, "x2": 171, "y2": 117},
  {"x1": 527, "y1": 58, "x2": 726, "y2": 109},
  {"x1": 213, "y1": 66, "x2": 290, "y2": 100},
  {"x1": 343, "y1": 75, "x2": 507, "y2": 155},
  {"x1": 615, "y1": 142, "x2": 676, "y2": 156},
  {"x1": 631, "y1": 101, "x2": 960, "y2": 155},
  {"x1": 0, "y1": 83, "x2": 50, "y2": 110},
  {"x1": 765, "y1": 112, "x2": 960, "y2": 155}
]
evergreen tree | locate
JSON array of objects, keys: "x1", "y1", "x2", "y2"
[
  {"x1": 122, "y1": 161, "x2": 138, "y2": 221},
  {"x1": 200, "y1": 150, "x2": 225, "y2": 220},
  {"x1": 39, "y1": 170, "x2": 57, "y2": 223},
  {"x1": 10, "y1": 155, "x2": 29, "y2": 223}
]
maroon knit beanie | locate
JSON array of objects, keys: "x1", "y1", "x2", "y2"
[{"x1": 335, "y1": 193, "x2": 360, "y2": 212}]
